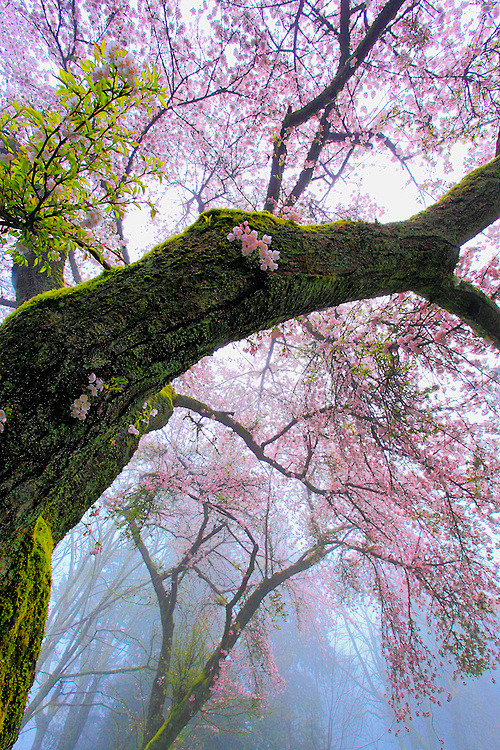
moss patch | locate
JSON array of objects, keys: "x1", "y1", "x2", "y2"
[{"x1": 0, "y1": 517, "x2": 53, "y2": 750}]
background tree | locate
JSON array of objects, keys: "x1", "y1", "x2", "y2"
[
  {"x1": 1, "y1": 0, "x2": 500, "y2": 747},
  {"x1": 16, "y1": 474, "x2": 354, "y2": 750},
  {"x1": 116, "y1": 452, "x2": 343, "y2": 748}
]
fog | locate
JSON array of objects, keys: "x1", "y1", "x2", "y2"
[{"x1": 14, "y1": 512, "x2": 500, "y2": 750}]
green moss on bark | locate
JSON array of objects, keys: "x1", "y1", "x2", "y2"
[
  {"x1": 46, "y1": 384, "x2": 175, "y2": 544},
  {"x1": 407, "y1": 155, "x2": 500, "y2": 245},
  {"x1": 0, "y1": 517, "x2": 53, "y2": 750}
]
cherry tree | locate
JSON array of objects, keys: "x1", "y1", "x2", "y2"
[
  {"x1": 0, "y1": 0, "x2": 500, "y2": 747},
  {"x1": 87, "y1": 304, "x2": 500, "y2": 749},
  {"x1": 111, "y1": 431, "x2": 344, "y2": 749}
]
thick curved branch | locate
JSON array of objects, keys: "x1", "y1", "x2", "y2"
[
  {"x1": 173, "y1": 393, "x2": 329, "y2": 495},
  {"x1": 0, "y1": 155, "x2": 499, "y2": 570},
  {"x1": 421, "y1": 277, "x2": 500, "y2": 351},
  {"x1": 406, "y1": 156, "x2": 500, "y2": 246}
]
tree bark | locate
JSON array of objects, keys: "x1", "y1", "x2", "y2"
[
  {"x1": 0, "y1": 518, "x2": 52, "y2": 750},
  {"x1": 0, "y1": 155, "x2": 499, "y2": 748}
]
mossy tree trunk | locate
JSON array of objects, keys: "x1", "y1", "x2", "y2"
[
  {"x1": 0, "y1": 156, "x2": 499, "y2": 748},
  {"x1": 0, "y1": 518, "x2": 52, "y2": 749}
]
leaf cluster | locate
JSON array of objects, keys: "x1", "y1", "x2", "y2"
[{"x1": 0, "y1": 42, "x2": 166, "y2": 269}]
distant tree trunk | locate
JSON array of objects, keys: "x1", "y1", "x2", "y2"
[
  {"x1": 30, "y1": 711, "x2": 51, "y2": 750},
  {"x1": 12, "y1": 245, "x2": 66, "y2": 307},
  {"x1": 54, "y1": 674, "x2": 101, "y2": 750}
]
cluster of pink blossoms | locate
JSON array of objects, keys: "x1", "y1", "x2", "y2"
[
  {"x1": 227, "y1": 221, "x2": 278, "y2": 271},
  {"x1": 81, "y1": 206, "x2": 103, "y2": 229},
  {"x1": 281, "y1": 206, "x2": 301, "y2": 222},
  {"x1": 71, "y1": 373, "x2": 105, "y2": 420},
  {"x1": 71, "y1": 393, "x2": 91, "y2": 421},
  {"x1": 128, "y1": 402, "x2": 158, "y2": 436},
  {"x1": 0, "y1": 409, "x2": 6, "y2": 433},
  {"x1": 92, "y1": 41, "x2": 140, "y2": 85}
]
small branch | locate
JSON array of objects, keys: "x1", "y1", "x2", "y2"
[
  {"x1": 173, "y1": 393, "x2": 330, "y2": 496},
  {"x1": 339, "y1": 0, "x2": 351, "y2": 66},
  {"x1": 283, "y1": 0, "x2": 407, "y2": 131},
  {"x1": 292, "y1": 0, "x2": 306, "y2": 72},
  {"x1": 70, "y1": 236, "x2": 112, "y2": 271},
  {"x1": 0, "y1": 297, "x2": 16, "y2": 309},
  {"x1": 127, "y1": 520, "x2": 168, "y2": 608},
  {"x1": 264, "y1": 0, "x2": 407, "y2": 210}
]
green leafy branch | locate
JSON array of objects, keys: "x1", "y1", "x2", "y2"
[{"x1": 0, "y1": 40, "x2": 167, "y2": 270}]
